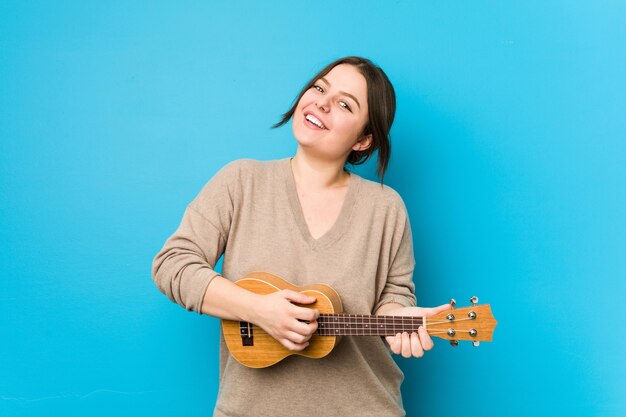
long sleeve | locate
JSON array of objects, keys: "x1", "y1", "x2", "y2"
[
  {"x1": 151, "y1": 161, "x2": 238, "y2": 314},
  {"x1": 373, "y1": 196, "x2": 417, "y2": 314}
]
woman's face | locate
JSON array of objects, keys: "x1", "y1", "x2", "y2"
[{"x1": 292, "y1": 64, "x2": 371, "y2": 163}]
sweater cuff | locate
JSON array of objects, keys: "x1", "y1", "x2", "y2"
[{"x1": 192, "y1": 268, "x2": 221, "y2": 315}]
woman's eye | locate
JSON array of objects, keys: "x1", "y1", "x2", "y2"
[
  {"x1": 339, "y1": 101, "x2": 352, "y2": 111},
  {"x1": 313, "y1": 85, "x2": 324, "y2": 93}
]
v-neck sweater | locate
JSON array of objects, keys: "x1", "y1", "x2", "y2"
[
  {"x1": 285, "y1": 157, "x2": 359, "y2": 250},
  {"x1": 152, "y1": 157, "x2": 417, "y2": 417}
]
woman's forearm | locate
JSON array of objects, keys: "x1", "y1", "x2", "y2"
[
  {"x1": 375, "y1": 302, "x2": 405, "y2": 316},
  {"x1": 200, "y1": 276, "x2": 260, "y2": 322}
]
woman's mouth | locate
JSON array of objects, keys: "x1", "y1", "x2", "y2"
[{"x1": 304, "y1": 113, "x2": 327, "y2": 130}]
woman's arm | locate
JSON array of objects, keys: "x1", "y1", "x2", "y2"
[
  {"x1": 375, "y1": 302, "x2": 405, "y2": 316},
  {"x1": 152, "y1": 161, "x2": 318, "y2": 351},
  {"x1": 200, "y1": 276, "x2": 319, "y2": 351}
]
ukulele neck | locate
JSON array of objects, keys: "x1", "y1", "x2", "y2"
[{"x1": 317, "y1": 314, "x2": 424, "y2": 336}]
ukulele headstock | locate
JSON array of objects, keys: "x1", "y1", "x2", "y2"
[{"x1": 427, "y1": 296, "x2": 498, "y2": 346}]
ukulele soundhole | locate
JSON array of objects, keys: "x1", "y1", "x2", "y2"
[{"x1": 239, "y1": 321, "x2": 254, "y2": 346}]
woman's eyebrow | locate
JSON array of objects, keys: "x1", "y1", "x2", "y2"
[{"x1": 320, "y1": 77, "x2": 361, "y2": 109}]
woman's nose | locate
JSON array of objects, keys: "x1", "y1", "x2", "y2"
[{"x1": 315, "y1": 96, "x2": 330, "y2": 112}]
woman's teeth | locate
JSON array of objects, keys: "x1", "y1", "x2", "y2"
[{"x1": 305, "y1": 114, "x2": 325, "y2": 129}]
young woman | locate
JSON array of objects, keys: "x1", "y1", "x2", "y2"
[{"x1": 152, "y1": 56, "x2": 449, "y2": 417}]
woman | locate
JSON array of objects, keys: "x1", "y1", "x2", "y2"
[{"x1": 152, "y1": 56, "x2": 449, "y2": 417}]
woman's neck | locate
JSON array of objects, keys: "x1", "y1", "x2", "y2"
[{"x1": 290, "y1": 151, "x2": 350, "y2": 191}]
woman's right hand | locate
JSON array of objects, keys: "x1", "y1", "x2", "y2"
[{"x1": 250, "y1": 290, "x2": 319, "y2": 352}]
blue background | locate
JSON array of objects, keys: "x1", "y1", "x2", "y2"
[{"x1": 2, "y1": 1, "x2": 624, "y2": 416}]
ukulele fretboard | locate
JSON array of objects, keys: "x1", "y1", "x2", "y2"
[{"x1": 317, "y1": 314, "x2": 424, "y2": 336}]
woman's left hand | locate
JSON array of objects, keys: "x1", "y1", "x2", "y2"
[{"x1": 381, "y1": 304, "x2": 451, "y2": 358}]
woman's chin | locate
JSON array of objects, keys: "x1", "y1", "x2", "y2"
[{"x1": 292, "y1": 131, "x2": 318, "y2": 148}]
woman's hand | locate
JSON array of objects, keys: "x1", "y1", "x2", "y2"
[
  {"x1": 380, "y1": 304, "x2": 451, "y2": 358},
  {"x1": 250, "y1": 290, "x2": 319, "y2": 352}
]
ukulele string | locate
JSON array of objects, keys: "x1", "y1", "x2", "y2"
[
  {"x1": 317, "y1": 316, "x2": 476, "y2": 327},
  {"x1": 424, "y1": 317, "x2": 477, "y2": 326},
  {"x1": 229, "y1": 329, "x2": 480, "y2": 337},
  {"x1": 230, "y1": 316, "x2": 478, "y2": 334}
]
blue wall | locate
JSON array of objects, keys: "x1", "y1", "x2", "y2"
[{"x1": 2, "y1": 1, "x2": 624, "y2": 416}]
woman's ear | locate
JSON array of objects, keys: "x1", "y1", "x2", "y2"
[{"x1": 352, "y1": 134, "x2": 373, "y2": 152}]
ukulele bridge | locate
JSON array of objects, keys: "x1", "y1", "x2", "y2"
[{"x1": 239, "y1": 321, "x2": 254, "y2": 346}]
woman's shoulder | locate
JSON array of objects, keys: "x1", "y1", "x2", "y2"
[
  {"x1": 217, "y1": 157, "x2": 265, "y2": 172},
  {"x1": 194, "y1": 158, "x2": 285, "y2": 205},
  {"x1": 213, "y1": 157, "x2": 286, "y2": 179},
  {"x1": 355, "y1": 175, "x2": 408, "y2": 212}
]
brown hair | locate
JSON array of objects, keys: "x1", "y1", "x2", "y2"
[{"x1": 272, "y1": 56, "x2": 396, "y2": 183}]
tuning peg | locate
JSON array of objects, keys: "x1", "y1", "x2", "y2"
[
  {"x1": 470, "y1": 296, "x2": 478, "y2": 306},
  {"x1": 449, "y1": 298, "x2": 456, "y2": 309},
  {"x1": 472, "y1": 341, "x2": 480, "y2": 347},
  {"x1": 450, "y1": 340, "x2": 459, "y2": 347}
]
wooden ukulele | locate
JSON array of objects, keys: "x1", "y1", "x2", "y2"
[{"x1": 222, "y1": 272, "x2": 498, "y2": 368}]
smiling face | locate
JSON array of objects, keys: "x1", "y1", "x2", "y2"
[{"x1": 292, "y1": 64, "x2": 372, "y2": 164}]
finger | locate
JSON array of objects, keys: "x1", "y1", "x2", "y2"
[
  {"x1": 281, "y1": 338, "x2": 309, "y2": 352},
  {"x1": 410, "y1": 332, "x2": 424, "y2": 358},
  {"x1": 281, "y1": 290, "x2": 317, "y2": 304},
  {"x1": 418, "y1": 326, "x2": 434, "y2": 350},
  {"x1": 310, "y1": 320, "x2": 318, "y2": 333},
  {"x1": 293, "y1": 306, "x2": 319, "y2": 321},
  {"x1": 401, "y1": 332, "x2": 411, "y2": 358},
  {"x1": 387, "y1": 334, "x2": 402, "y2": 354},
  {"x1": 424, "y1": 303, "x2": 452, "y2": 316},
  {"x1": 301, "y1": 320, "x2": 318, "y2": 335},
  {"x1": 385, "y1": 336, "x2": 396, "y2": 353},
  {"x1": 285, "y1": 330, "x2": 312, "y2": 345},
  {"x1": 393, "y1": 334, "x2": 402, "y2": 355},
  {"x1": 385, "y1": 336, "x2": 394, "y2": 348},
  {"x1": 288, "y1": 319, "x2": 317, "y2": 336}
]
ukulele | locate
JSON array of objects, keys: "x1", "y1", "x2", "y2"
[{"x1": 222, "y1": 271, "x2": 498, "y2": 368}]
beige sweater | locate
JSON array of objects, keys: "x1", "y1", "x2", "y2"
[{"x1": 152, "y1": 157, "x2": 417, "y2": 417}]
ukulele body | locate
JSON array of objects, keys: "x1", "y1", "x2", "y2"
[{"x1": 222, "y1": 271, "x2": 343, "y2": 368}]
